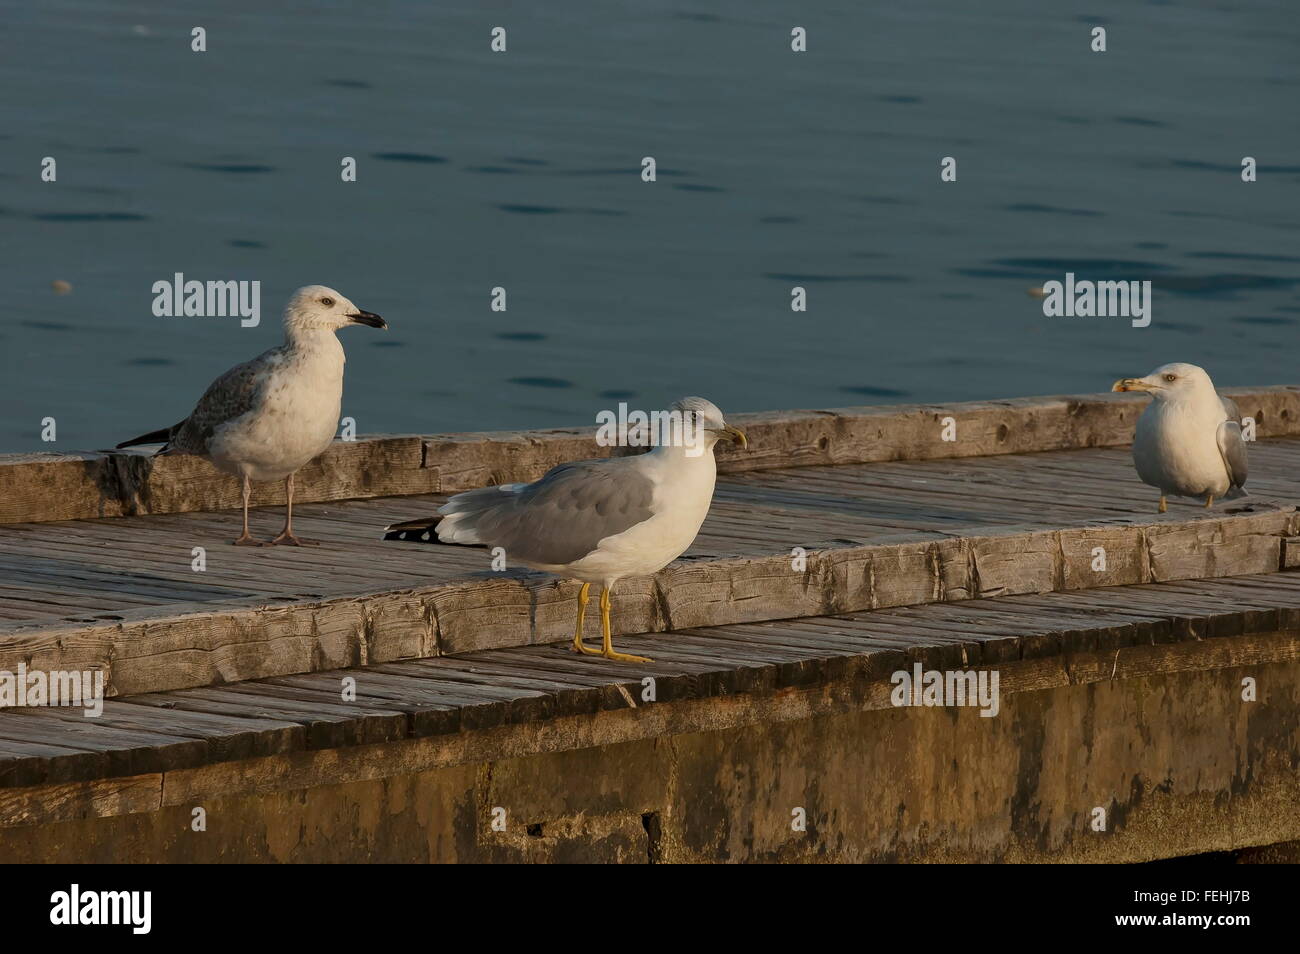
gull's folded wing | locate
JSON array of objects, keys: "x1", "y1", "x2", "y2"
[
  {"x1": 1216, "y1": 419, "x2": 1249, "y2": 489},
  {"x1": 1219, "y1": 394, "x2": 1244, "y2": 425}
]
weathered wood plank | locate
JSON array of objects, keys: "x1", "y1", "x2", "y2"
[
  {"x1": 5, "y1": 386, "x2": 1298, "y2": 524},
  {"x1": 2, "y1": 434, "x2": 1298, "y2": 696},
  {"x1": 2, "y1": 570, "x2": 1300, "y2": 800},
  {"x1": 3, "y1": 504, "x2": 1291, "y2": 696},
  {"x1": 0, "y1": 436, "x2": 435, "y2": 525},
  {"x1": 2, "y1": 624, "x2": 1298, "y2": 833}
]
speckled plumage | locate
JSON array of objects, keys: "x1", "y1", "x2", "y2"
[
  {"x1": 165, "y1": 349, "x2": 280, "y2": 456},
  {"x1": 117, "y1": 285, "x2": 386, "y2": 544}
]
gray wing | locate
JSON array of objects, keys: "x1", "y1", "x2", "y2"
[
  {"x1": 436, "y1": 457, "x2": 656, "y2": 566},
  {"x1": 1219, "y1": 395, "x2": 1243, "y2": 425},
  {"x1": 1216, "y1": 419, "x2": 1248, "y2": 489},
  {"x1": 166, "y1": 349, "x2": 279, "y2": 454}
]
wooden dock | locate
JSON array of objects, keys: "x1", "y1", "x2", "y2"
[{"x1": 3, "y1": 389, "x2": 1300, "y2": 862}]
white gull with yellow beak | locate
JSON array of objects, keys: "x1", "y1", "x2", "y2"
[
  {"x1": 1112, "y1": 362, "x2": 1248, "y2": 512},
  {"x1": 384, "y1": 397, "x2": 747, "y2": 663}
]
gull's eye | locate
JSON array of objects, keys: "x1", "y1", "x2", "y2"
[
  {"x1": 320, "y1": 296, "x2": 335, "y2": 306},
  {"x1": 1164, "y1": 373, "x2": 1177, "y2": 382}
]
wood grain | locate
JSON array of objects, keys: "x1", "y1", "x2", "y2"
[
  {"x1": 5, "y1": 570, "x2": 1300, "y2": 808},
  {"x1": 4, "y1": 386, "x2": 1297, "y2": 524}
]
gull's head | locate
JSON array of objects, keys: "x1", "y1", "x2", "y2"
[
  {"x1": 671, "y1": 396, "x2": 747, "y2": 450},
  {"x1": 1112, "y1": 362, "x2": 1215, "y2": 402},
  {"x1": 284, "y1": 285, "x2": 387, "y2": 333}
]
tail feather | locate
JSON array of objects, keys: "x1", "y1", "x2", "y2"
[
  {"x1": 438, "y1": 484, "x2": 524, "y2": 514},
  {"x1": 382, "y1": 515, "x2": 446, "y2": 542},
  {"x1": 116, "y1": 424, "x2": 177, "y2": 450},
  {"x1": 385, "y1": 484, "x2": 523, "y2": 544}
]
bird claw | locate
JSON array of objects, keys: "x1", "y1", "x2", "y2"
[
  {"x1": 603, "y1": 651, "x2": 653, "y2": 664},
  {"x1": 570, "y1": 640, "x2": 651, "y2": 663},
  {"x1": 232, "y1": 535, "x2": 268, "y2": 547},
  {"x1": 270, "y1": 534, "x2": 319, "y2": 547}
]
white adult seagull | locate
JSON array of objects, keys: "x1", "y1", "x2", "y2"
[
  {"x1": 1112, "y1": 362, "x2": 1247, "y2": 512},
  {"x1": 117, "y1": 284, "x2": 387, "y2": 545},
  {"x1": 384, "y1": 397, "x2": 747, "y2": 662}
]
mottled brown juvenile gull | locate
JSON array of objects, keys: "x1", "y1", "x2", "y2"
[
  {"x1": 1112, "y1": 362, "x2": 1247, "y2": 512},
  {"x1": 385, "y1": 397, "x2": 747, "y2": 662},
  {"x1": 117, "y1": 285, "x2": 387, "y2": 545}
]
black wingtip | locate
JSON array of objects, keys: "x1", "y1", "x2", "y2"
[
  {"x1": 382, "y1": 516, "x2": 443, "y2": 543},
  {"x1": 383, "y1": 528, "x2": 427, "y2": 542},
  {"x1": 116, "y1": 426, "x2": 174, "y2": 449}
]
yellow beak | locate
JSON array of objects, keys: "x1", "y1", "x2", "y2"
[
  {"x1": 1112, "y1": 378, "x2": 1153, "y2": 393},
  {"x1": 719, "y1": 425, "x2": 748, "y2": 448}
]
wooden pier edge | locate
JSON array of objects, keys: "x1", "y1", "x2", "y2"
[
  {"x1": 3, "y1": 506, "x2": 1297, "y2": 698},
  {"x1": 3, "y1": 385, "x2": 1298, "y2": 525},
  {"x1": 1, "y1": 600, "x2": 1298, "y2": 862}
]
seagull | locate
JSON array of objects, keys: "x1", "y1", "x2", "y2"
[
  {"x1": 1112, "y1": 362, "x2": 1247, "y2": 513},
  {"x1": 384, "y1": 397, "x2": 747, "y2": 662},
  {"x1": 117, "y1": 284, "x2": 387, "y2": 545}
]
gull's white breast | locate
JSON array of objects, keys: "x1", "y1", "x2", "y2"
[
  {"x1": 209, "y1": 345, "x2": 344, "y2": 482},
  {"x1": 1133, "y1": 399, "x2": 1230, "y2": 497},
  {"x1": 564, "y1": 451, "x2": 718, "y2": 585}
]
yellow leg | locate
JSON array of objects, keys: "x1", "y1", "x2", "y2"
[
  {"x1": 571, "y1": 583, "x2": 602, "y2": 655},
  {"x1": 1158, "y1": 495, "x2": 1167, "y2": 514},
  {"x1": 1205, "y1": 494, "x2": 1214, "y2": 509},
  {"x1": 600, "y1": 586, "x2": 651, "y2": 663}
]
